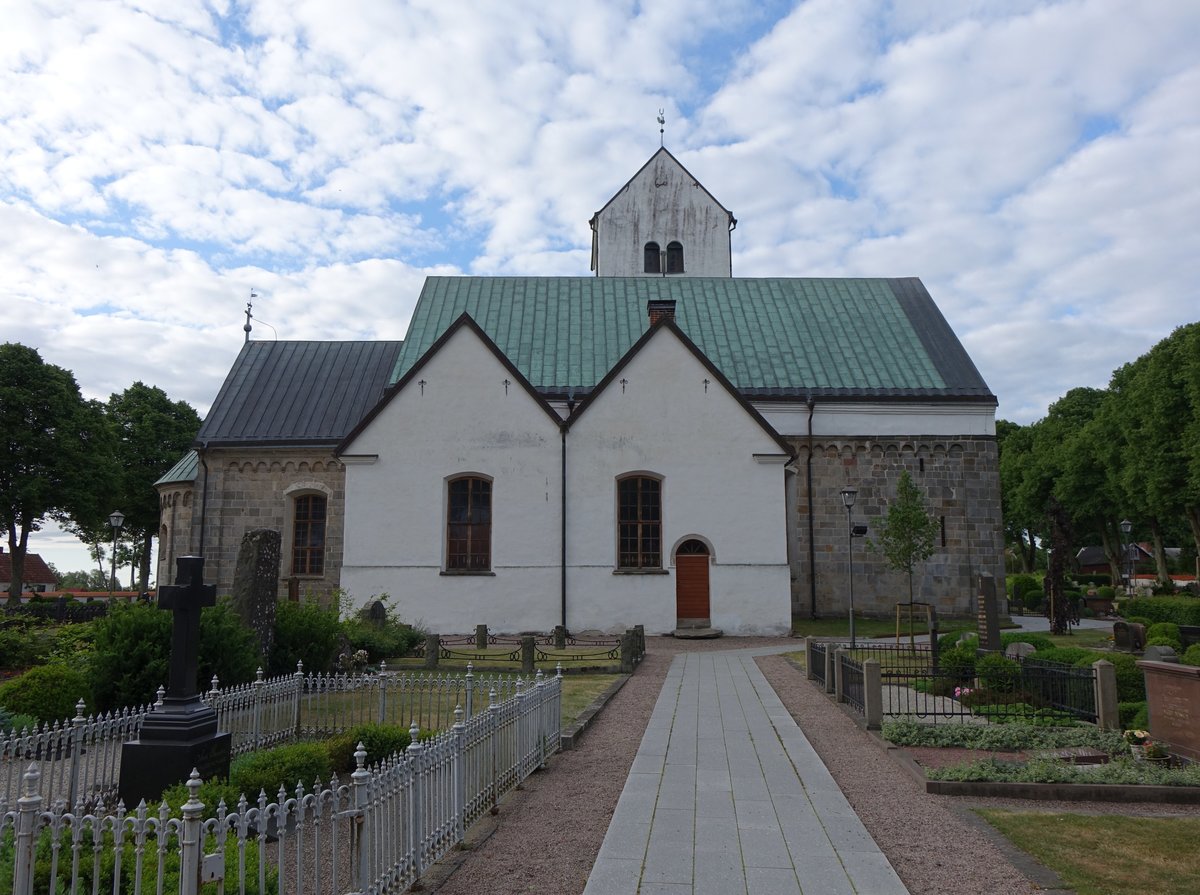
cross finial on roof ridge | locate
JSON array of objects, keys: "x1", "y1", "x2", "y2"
[{"x1": 657, "y1": 109, "x2": 665, "y2": 147}]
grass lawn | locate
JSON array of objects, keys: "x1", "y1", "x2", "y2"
[
  {"x1": 560, "y1": 674, "x2": 622, "y2": 726},
  {"x1": 791, "y1": 616, "x2": 975, "y2": 640},
  {"x1": 1045, "y1": 626, "x2": 1114, "y2": 650},
  {"x1": 977, "y1": 810, "x2": 1200, "y2": 895}
]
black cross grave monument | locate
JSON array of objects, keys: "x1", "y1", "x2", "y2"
[{"x1": 118, "y1": 555, "x2": 232, "y2": 806}]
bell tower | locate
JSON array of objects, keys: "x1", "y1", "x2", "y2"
[{"x1": 589, "y1": 147, "x2": 736, "y2": 278}]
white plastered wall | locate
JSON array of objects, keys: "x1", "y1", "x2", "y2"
[
  {"x1": 564, "y1": 328, "x2": 791, "y2": 635},
  {"x1": 340, "y1": 325, "x2": 563, "y2": 632}
]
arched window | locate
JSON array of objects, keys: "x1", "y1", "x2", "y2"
[
  {"x1": 643, "y1": 242, "x2": 661, "y2": 273},
  {"x1": 292, "y1": 493, "x2": 327, "y2": 575},
  {"x1": 447, "y1": 476, "x2": 492, "y2": 571},
  {"x1": 666, "y1": 241, "x2": 684, "y2": 274},
  {"x1": 618, "y1": 475, "x2": 661, "y2": 569}
]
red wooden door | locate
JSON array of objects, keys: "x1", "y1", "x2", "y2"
[{"x1": 675, "y1": 540, "x2": 711, "y2": 620}]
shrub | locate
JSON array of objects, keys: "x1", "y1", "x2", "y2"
[
  {"x1": 1118, "y1": 701, "x2": 1147, "y2": 730},
  {"x1": 90, "y1": 600, "x2": 260, "y2": 711},
  {"x1": 1145, "y1": 635, "x2": 1181, "y2": 651},
  {"x1": 231, "y1": 742, "x2": 332, "y2": 797},
  {"x1": 158, "y1": 777, "x2": 245, "y2": 814},
  {"x1": 1182, "y1": 644, "x2": 1200, "y2": 667},
  {"x1": 0, "y1": 663, "x2": 91, "y2": 724},
  {"x1": 1122, "y1": 615, "x2": 1153, "y2": 627},
  {"x1": 325, "y1": 723, "x2": 415, "y2": 773},
  {"x1": 1127, "y1": 702, "x2": 1150, "y2": 730},
  {"x1": 1096, "y1": 585, "x2": 1116, "y2": 601},
  {"x1": 269, "y1": 600, "x2": 343, "y2": 675},
  {"x1": 0, "y1": 706, "x2": 41, "y2": 733},
  {"x1": 341, "y1": 618, "x2": 422, "y2": 664},
  {"x1": 975, "y1": 653, "x2": 1021, "y2": 693},
  {"x1": 1146, "y1": 622, "x2": 1183, "y2": 650},
  {"x1": 1000, "y1": 632, "x2": 1055, "y2": 652},
  {"x1": 1022, "y1": 588, "x2": 1043, "y2": 613},
  {"x1": 1095, "y1": 652, "x2": 1144, "y2": 702},
  {"x1": 1122, "y1": 597, "x2": 1200, "y2": 627},
  {"x1": 1008, "y1": 574, "x2": 1039, "y2": 601},
  {"x1": 937, "y1": 645, "x2": 976, "y2": 683}
]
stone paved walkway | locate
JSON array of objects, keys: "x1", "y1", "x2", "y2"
[{"x1": 583, "y1": 646, "x2": 908, "y2": 895}]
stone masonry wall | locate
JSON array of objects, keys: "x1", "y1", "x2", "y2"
[
  {"x1": 186, "y1": 448, "x2": 347, "y2": 604},
  {"x1": 787, "y1": 436, "x2": 1004, "y2": 620}
]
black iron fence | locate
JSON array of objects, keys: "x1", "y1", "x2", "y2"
[{"x1": 839, "y1": 653, "x2": 865, "y2": 714}]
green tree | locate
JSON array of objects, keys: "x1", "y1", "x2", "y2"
[
  {"x1": 105, "y1": 383, "x2": 201, "y2": 591},
  {"x1": 0, "y1": 344, "x2": 117, "y2": 598},
  {"x1": 870, "y1": 470, "x2": 941, "y2": 641}
]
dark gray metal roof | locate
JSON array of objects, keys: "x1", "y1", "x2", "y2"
[{"x1": 197, "y1": 341, "x2": 403, "y2": 446}]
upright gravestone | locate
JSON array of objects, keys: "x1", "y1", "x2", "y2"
[
  {"x1": 230, "y1": 528, "x2": 282, "y2": 658},
  {"x1": 1113, "y1": 621, "x2": 1133, "y2": 651},
  {"x1": 976, "y1": 574, "x2": 1001, "y2": 652},
  {"x1": 118, "y1": 556, "x2": 232, "y2": 806}
]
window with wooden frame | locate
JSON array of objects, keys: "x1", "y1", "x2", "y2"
[
  {"x1": 643, "y1": 242, "x2": 661, "y2": 273},
  {"x1": 447, "y1": 476, "x2": 492, "y2": 571},
  {"x1": 666, "y1": 241, "x2": 684, "y2": 273},
  {"x1": 618, "y1": 475, "x2": 662, "y2": 569},
  {"x1": 292, "y1": 493, "x2": 327, "y2": 576}
]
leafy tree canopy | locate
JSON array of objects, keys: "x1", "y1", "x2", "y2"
[{"x1": 870, "y1": 470, "x2": 941, "y2": 605}]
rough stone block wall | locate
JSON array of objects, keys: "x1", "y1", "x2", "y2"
[
  {"x1": 787, "y1": 436, "x2": 1003, "y2": 620},
  {"x1": 182, "y1": 448, "x2": 347, "y2": 603}
]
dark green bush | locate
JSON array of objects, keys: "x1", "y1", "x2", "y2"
[
  {"x1": 341, "y1": 618, "x2": 422, "y2": 663},
  {"x1": 975, "y1": 653, "x2": 1021, "y2": 692},
  {"x1": 1122, "y1": 597, "x2": 1200, "y2": 626},
  {"x1": 158, "y1": 777, "x2": 245, "y2": 814},
  {"x1": 1022, "y1": 588, "x2": 1044, "y2": 613},
  {"x1": 1117, "y1": 701, "x2": 1146, "y2": 730},
  {"x1": 325, "y1": 723, "x2": 415, "y2": 773},
  {"x1": 230, "y1": 742, "x2": 332, "y2": 797},
  {"x1": 1096, "y1": 585, "x2": 1116, "y2": 601},
  {"x1": 1182, "y1": 644, "x2": 1200, "y2": 667},
  {"x1": 90, "y1": 600, "x2": 259, "y2": 711},
  {"x1": 1001, "y1": 632, "x2": 1055, "y2": 652},
  {"x1": 1127, "y1": 702, "x2": 1149, "y2": 731},
  {"x1": 1145, "y1": 622, "x2": 1182, "y2": 650},
  {"x1": 0, "y1": 663, "x2": 92, "y2": 723},
  {"x1": 937, "y1": 645, "x2": 976, "y2": 683},
  {"x1": 1093, "y1": 652, "x2": 1144, "y2": 702},
  {"x1": 269, "y1": 600, "x2": 343, "y2": 675},
  {"x1": 1123, "y1": 615, "x2": 1152, "y2": 627},
  {"x1": 1008, "y1": 574, "x2": 1039, "y2": 601},
  {"x1": 0, "y1": 706, "x2": 41, "y2": 732}
]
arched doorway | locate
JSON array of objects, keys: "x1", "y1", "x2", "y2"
[{"x1": 675, "y1": 539, "x2": 711, "y2": 623}]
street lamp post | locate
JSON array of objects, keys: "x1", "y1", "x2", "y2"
[
  {"x1": 1119, "y1": 519, "x2": 1133, "y2": 594},
  {"x1": 840, "y1": 487, "x2": 859, "y2": 648},
  {"x1": 108, "y1": 510, "x2": 125, "y2": 598}
]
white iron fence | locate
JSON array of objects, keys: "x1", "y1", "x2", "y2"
[
  {"x1": 0, "y1": 672, "x2": 562, "y2": 894},
  {"x1": 0, "y1": 662, "x2": 536, "y2": 809}
]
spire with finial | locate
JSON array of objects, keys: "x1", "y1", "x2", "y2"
[
  {"x1": 657, "y1": 109, "x2": 665, "y2": 147},
  {"x1": 244, "y1": 289, "x2": 256, "y2": 343}
]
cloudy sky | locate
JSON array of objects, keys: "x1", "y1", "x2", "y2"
[{"x1": 3, "y1": 0, "x2": 1198, "y2": 572}]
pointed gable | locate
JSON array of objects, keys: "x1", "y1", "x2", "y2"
[{"x1": 590, "y1": 147, "x2": 735, "y2": 277}]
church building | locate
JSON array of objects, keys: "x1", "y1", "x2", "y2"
[{"x1": 157, "y1": 148, "x2": 1002, "y2": 635}]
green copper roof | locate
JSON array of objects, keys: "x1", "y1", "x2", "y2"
[
  {"x1": 390, "y1": 277, "x2": 992, "y2": 400},
  {"x1": 155, "y1": 450, "x2": 198, "y2": 486}
]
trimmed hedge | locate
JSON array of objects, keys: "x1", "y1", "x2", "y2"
[
  {"x1": 1121, "y1": 597, "x2": 1200, "y2": 626},
  {"x1": 0, "y1": 663, "x2": 92, "y2": 724},
  {"x1": 1183, "y1": 644, "x2": 1200, "y2": 667}
]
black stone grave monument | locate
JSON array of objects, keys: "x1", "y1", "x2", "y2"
[{"x1": 118, "y1": 556, "x2": 232, "y2": 806}]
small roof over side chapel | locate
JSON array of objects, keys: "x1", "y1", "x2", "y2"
[{"x1": 590, "y1": 147, "x2": 735, "y2": 278}]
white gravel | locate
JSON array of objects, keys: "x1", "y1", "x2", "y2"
[{"x1": 424, "y1": 637, "x2": 1195, "y2": 895}]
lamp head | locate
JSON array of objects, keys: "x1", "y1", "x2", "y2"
[
  {"x1": 1119, "y1": 519, "x2": 1132, "y2": 536},
  {"x1": 840, "y1": 487, "x2": 857, "y2": 509},
  {"x1": 109, "y1": 510, "x2": 125, "y2": 530}
]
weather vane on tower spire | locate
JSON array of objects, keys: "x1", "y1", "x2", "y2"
[{"x1": 657, "y1": 109, "x2": 665, "y2": 147}]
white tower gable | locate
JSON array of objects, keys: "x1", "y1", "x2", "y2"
[{"x1": 590, "y1": 148, "x2": 735, "y2": 278}]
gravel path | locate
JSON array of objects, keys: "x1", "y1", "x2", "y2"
[{"x1": 427, "y1": 637, "x2": 1195, "y2": 895}]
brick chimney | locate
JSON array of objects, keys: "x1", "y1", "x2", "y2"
[{"x1": 647, "y1": 299, "x2": 676, "y2": 326}]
